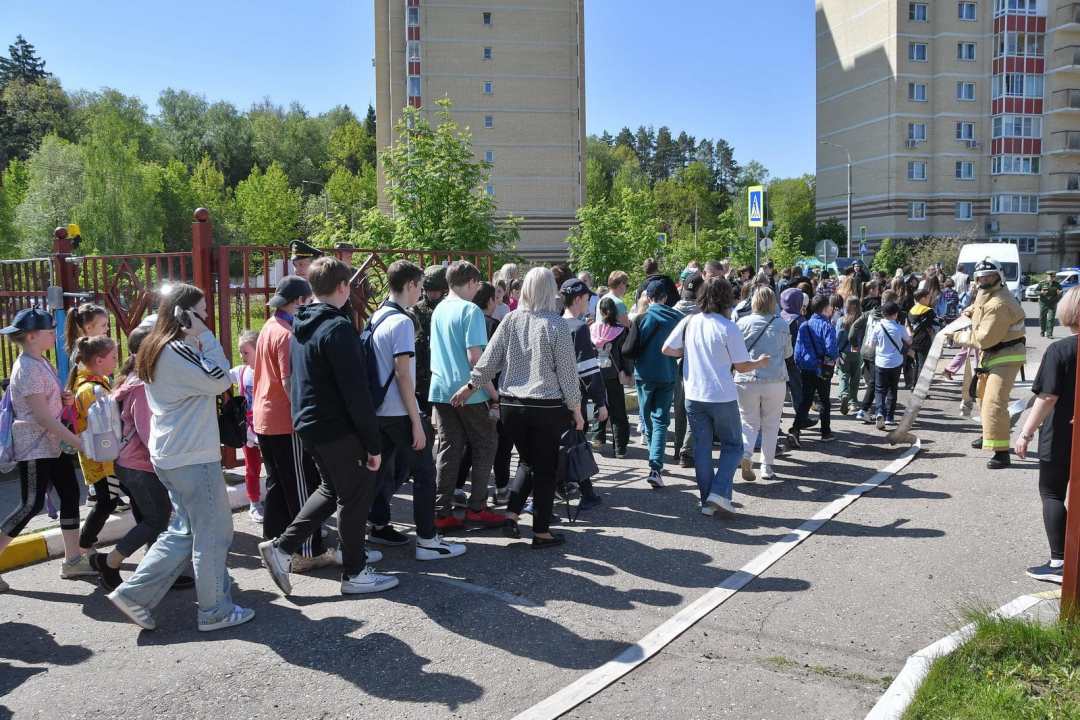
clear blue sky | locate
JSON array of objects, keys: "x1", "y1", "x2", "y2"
[{"x1": 1, "y1": 0, "x2": 815, "y2": 179}]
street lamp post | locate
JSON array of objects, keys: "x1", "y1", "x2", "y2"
[
  {"x1": 302, "y1": 180, "x2": 329, "y2": 220},
  {"x1": 820, "y1": 142, "x2": 852, "y2": 258}
]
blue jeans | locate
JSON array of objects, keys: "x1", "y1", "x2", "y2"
[
  {"x1": 686, "y1": 399, "x2": 743, "y2": 505},
  {"x1": 115, "y1": 461, "x2": 236, "y2": 627},
  {"x1": 636, "y1": 379, "x2": 676, "y2": 471}
]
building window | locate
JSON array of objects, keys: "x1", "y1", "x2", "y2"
[
  {"x1": 955, "y1": 202, "x2": 974, "y2": 220},
  {"x1": 959, "y1": 2, "x2": 977, "y2": 20},
  {"x1": 956, "y1": 122, "x2": 976, "y2": 141},
  {"x1": 407, "y1": 41, "x2": 420, "y2": 62},
  {"x1": 483, "y1": 12, "x2": 492, "y2": 25},
  {"x1": 485, "y1": 184, "x2": 495, "y2": 196},
  {"x1": 995, "y1": 32, "x2": 1045, "y2": 58},
  {"x1": 992, "y1": 236, "x2": 1037, "y2": 254},
  {"x1": 909, "y1": 202, "x2": 927, "y2": 220},
  {"x1": 908, "y1": 162, "x2": 928, "y2": 180},
  {"x1": 483, "y1": 47, "x2": 492, "y2": 60},
  {"x1": 956, "y1": 161, "x2": 975, "y2": 179},
  {"x1": 957, "y1": 82, "x2": 976, "y2": 101},
  {"x1": 992, "y1": 116, "x2": 1042, "y2": 138},
  {"x1": 408, "y1": 76, "x2": 421, "y2": 97},
  {"x1": 484, "y1": 81, "x2": 493, "y2": 94},
  {"x1": 909, "y1": 83, "x2": 927, "y2": 101},
  {"x1": 485, "y1": 150, "x2": 494, "y2": 163},
  {"x1": 910, "y1": 3, "x2": 928, "y2": 21},
  {"x1": 958, "y1": 42, "x2": 977, "y2": 61},
  {"x1": 909, "y1": 123, "x2": 927, "y2": 142},
  {"x1": 484, "y1": 115, "x2": 493, "y2": 128},
  {"x1": 909, "y1": 43, "x2": 928, "y2": 61},
  {"x1": 407, "y1": 6, "x2": 420, "y2": 26},
  {"x1": 992, "y1": 73, "x2": 1044, "y2": 99},
  {"x1": 994, "y1": 0, "x2": 1037, "y2": 17},
  {"x1": 992, "y1": 155, "x2": 1041, "y2": 174},
  {"x1": 990, "y1": 194, "x2": 1039, "y2": 214}
]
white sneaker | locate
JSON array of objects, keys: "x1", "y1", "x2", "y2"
[
  {"x1": 333, "y1": 548, "x2": 383, "y2": 565},
  {"x1": 248, "y1": 503, "x2": 265, "y2": 524},
  {"x1": 341, "y1": 566, "x2": 399, "y2": 595},
  {"x1": 760, "y1": 464, "x2": 776, "y2": 480},
  {"x1": 739, "y1": 453, "x2": 756, "y2": 482},
  {"x1": 198, "y1": 605, "x2": 255, "y2": 633},
  {"x1": 416, "y1": 535, "x2": 467, "y2": 561},
  {"x1": 706, "y1": 493, "x2": 735, "y2": 515},
  {"x1": 107, "y1": 590, "x2": 157, "y2": 630},
  {"x1": 701, "y1": 505, "x2": 716, "y2": 516},
  {"x1": 875, "y1": 414, "x2": 885, "y2": 431},
  {"x1": 291, "y1": 548, "x2": 337, "y2": 573},
  {"x1": 60, "y1": 553, "x2": 97, "y2": 579},
  {"x1": 647, "y1": 469, "x2": 665, "y2": 488},
  {"x1": 258, "y1": 540, "x2": 293, "y2": 595}
]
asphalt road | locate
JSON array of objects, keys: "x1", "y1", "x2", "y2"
[{"x1": 0, "y1": 321, "x2": 1057, "y2": 720}]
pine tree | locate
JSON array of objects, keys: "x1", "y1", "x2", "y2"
[
  {"x1": 599, "y1": 130, "x2": 614, "y2": 146},
  {"x1": 0, "y1": 35, "x2": 49, "y2": 88},
  {"x1": 614, "y1": 126, "x2": 634, "y2": 150}
]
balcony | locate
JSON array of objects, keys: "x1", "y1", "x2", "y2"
[
  {"x1": 1056, "y1": 3, "x2": 1080, "y2": 29},
  {"x1": 1053, "y1": 46, "x2": 1080, "y2": 71},
  {"x1": 1052, "y1": 88, "x2": 1080, "y2": 111},
  {"x1": 1051, "y1": 131, "x2": 1080, "y2": 152}
]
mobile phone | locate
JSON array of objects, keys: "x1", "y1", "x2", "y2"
[{"x1": 174, "y1": 306, "x2": 193, "y2": 329}]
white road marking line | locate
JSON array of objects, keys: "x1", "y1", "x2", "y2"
[
  {"x1": 419, "y1": 573, "x2": 540, "y2": 608},
  {"x1": 512, "y1": 440, "x2": 923, "y2": 720}
]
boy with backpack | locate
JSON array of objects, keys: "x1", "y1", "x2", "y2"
[
  {"x1": 254, "y1": 276, "x2": 335, "y2": 572},
  {"x1": 869, "y1": 301, "x2": 912, "y2": 430},
  {"x1": 906, "y1": 288, "x2": 938, "y2": 385},
  {"x1": 259, "y1": 257, "x2": 394, "y2": 597},
  {"x1": 362, "y1": 260, "x2": 466, "y2": 560},
  {"x1": 789, "y1": 294, "x2": 839, "y2": 446}
]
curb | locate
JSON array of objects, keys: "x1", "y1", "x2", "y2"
[
  {"x1": 0, "y1": 482, "x2": 253, "y2": 573},
  {"x1": 864, "y1": 590, "x2": 1060, "y2": 719}
]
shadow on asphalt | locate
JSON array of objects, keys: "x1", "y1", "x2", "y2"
[{"x1": 0, "y1": 620, "x2": 94, "y2": 718}]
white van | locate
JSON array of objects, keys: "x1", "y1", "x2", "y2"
[{"x1": 956, "y1": 242, "x2": 1023, "y2": 302}]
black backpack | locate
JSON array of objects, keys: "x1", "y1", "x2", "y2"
[{"x1": 360, "y1": 302, "x2": 407, "y2": 411}]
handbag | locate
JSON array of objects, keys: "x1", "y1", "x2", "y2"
[
  {"x1": 218, "y1": 391, "x2": 248, "y2": 449},
  {"x1": 558, "y1": 426, "x2": 600, "y2": 523}
]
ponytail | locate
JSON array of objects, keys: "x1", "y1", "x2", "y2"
[
  {"x1": 65, "y1": 303, "x2": 108, "y2": 351},
  {"x1": 66, "y1": 335, "x2": 116, "y2": 392}
]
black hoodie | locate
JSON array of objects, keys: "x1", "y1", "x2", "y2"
[
  {"x1": 632, "y1": 274, "x2": 679, "y2": 307},
  {"x1": 290, "y1": 301, "x2": 382, "y2": 456}
]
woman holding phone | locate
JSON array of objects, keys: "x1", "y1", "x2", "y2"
[{"x1": 106, "y1": 283, "x2": 254, "y2": 632}]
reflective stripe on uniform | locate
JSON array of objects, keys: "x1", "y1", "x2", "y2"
[
  {"x1": 982, "y1": 354, "x2": 1026, "y2": 368},
  {"x1": 983, "y1": 438, "x2": 1011, "y2": 449}
]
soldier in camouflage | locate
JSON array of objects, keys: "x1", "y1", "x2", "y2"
[{"x1": 414, "y1": 264, "x2": 449, "y2": 414}]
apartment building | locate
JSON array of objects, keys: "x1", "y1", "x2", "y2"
[
  {"x1": 816, "y1": 0, "x2": 1080, "y2": 271},
  {"x1": 374, "y1": 0, "x2": 587, "y2": 263}
]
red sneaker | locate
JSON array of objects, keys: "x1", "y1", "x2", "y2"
[
  {"x1": 434, "y1": 515, "x2": 464, "y2": 531},
  {"x1": 465, "y1": 507, "x2": 506, "y2": 528}
]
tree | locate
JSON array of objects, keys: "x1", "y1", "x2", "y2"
[
  {"x1": 652, "y1": 126, "x2": 675, "y2": 182},
  {"x1": 13, "y1": 135, "x2": 86, "y2": 256},
  {"x1": 814, "y1": 216, "x2": 848, "y2": 252},
  {"x1": 0, "y1": 158, "x2": 30, "y2": 257},
  {"x1": 633, "y1": 125, "x2": 655, "y2": 178},
  {"x1": 0, "y1": 35, "x2": 49, "y2": 87},
  {"x1": 362, "y1": 103, "x2": 377, "y2": 167},
  {"x1": 155, "y1": 88, "x2": 210, "y2": 169},
  {"x1": 149, "y1": 159, "x2": 196, "y2": 252},
  {"x1": 871, "y1": 237, "x2": 909, "y2": 276},
  {"x1": 767, "y1": 226, "x2": 804, "y2": 273},
  {"x1": 203, "y1": 100, "x2": 252, "y2": 187},
  {"x1": 372, "y1": 98, "x2": 518, "y2": 253},
  {"x1": 0, "y1": 77, "x2": 74, "y2": 164},
  {"x1": 567, "y1": 188, "x2": 658, "y2": 288},
  {"x1": 325, "y1": 119, "x2": 374, "y2": 176},
  {"x1": 768, "y1": 174, "x2": 817, "y2": 255},
  {"x1": 614, "y1": 127, "x2": 634, "y2": 150},
  {"x1": 188, "y1": 154, "x2": 239, "y2": 245},
  {"x1": 234, "y1": 161, "x2": 301, "y2": 243}
]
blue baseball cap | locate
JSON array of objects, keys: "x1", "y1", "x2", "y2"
[
  {"x1": 646, "y1": 280, "x2": 668, "y2": 299},
  {"x1": 559, "y1": 278, "x2": 594, "y2": 298},
  {"x1": 0, "y1": 308, "x2": 55, "y2": 335}
]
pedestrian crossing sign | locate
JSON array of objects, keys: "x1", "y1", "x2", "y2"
[{"x1": 748, "y1": 186, "x2": 764, "y2": 227}]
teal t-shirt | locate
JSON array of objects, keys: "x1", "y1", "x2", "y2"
[
  {"x1": 602, "y1": 292, "x2": 628, "y2": 318},
  {"x1": 429, "y1": 298, "x2": 490, "y2": 404}
]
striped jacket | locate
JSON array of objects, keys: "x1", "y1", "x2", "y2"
[{"x1": 566, "y1": 316, "x2": 608, "y2": 410}]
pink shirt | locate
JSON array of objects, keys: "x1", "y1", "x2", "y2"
[{"x1": 113, "y1": 375, "x2": 154, "y2": 473}]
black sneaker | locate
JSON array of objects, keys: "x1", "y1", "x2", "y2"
[
  {"x1": 171, "y1": 575, "x2": 196, "y2": 590},
  {"x1": 819, "y1": 433, "x2": 837, "y2": 443},
  {"x1": 89, "y1": 553, "x2": 123, "y2": 592},
  {"x1": 679, "y1": 453, "x2": 694, "y2": 468},
  {"x1": 578, "y1": 494, "x2": 603, "y2": 510},
  {"x1": 369, "y1": 524, "x2": 411, "y2": 546},
  {"x1": 840, "y1": 397, "x2": 851, "y2": 415},
  {"x1": 1026, "y1": 562, "x2": 1063, "y2": 584},
  {"x1": 987, "y1": 451, "x2": 1011, "y2": 470}
]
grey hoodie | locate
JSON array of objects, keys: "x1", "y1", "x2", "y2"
[{"x1": 143, "y1": 331, "x2": 234, "y2": 470}]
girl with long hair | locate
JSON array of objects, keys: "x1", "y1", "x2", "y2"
[
  {"x1": 107, "y1": 284, "x2": 253, "y2": 632},
  {"x1": 590, "y1": 296, "x2": 634, "y2": 458},
  {"x1": 836, "y1": 296, "x2": 863, "y2": 415}
]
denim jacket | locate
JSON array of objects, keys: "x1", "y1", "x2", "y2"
[
  {"x1": 794, "y1": 314, "x2": 840, "y2": 373},
  {"x1": 734, "y1": 312, "x2": 793, "y2": 383}
]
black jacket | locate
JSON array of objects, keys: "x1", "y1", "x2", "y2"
[
  {"x1": 566, "y1": 316, "x2": 608, "y2": 409},
  {"x1": 290, "y1": 301, "x2": 382, "y2": 456},
  {"x1": 633, "y1": 274, "x2": 679, "y2": 307}
]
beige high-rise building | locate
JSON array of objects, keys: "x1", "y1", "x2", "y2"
[
  {"x1": 817, "y1": 0, "x2": 1080, "y2": 272},
  {"x1": 374, "y1": 0, "x2": 587, "y2": 263}
]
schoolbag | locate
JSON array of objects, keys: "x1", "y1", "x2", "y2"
[
  {"x1": 80, "y1": 384, "x2": 134, "y2": 463},
  {"x1": 359, "y1": 303, "x2": 407, "y2": 411},
  {"x1": 0, "y1": 386, "x2": 16, "y2": 472},
  {"x1": 942, "y1": 288, "x2": 960, "y2": 319}
]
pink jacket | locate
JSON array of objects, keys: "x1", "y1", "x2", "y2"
[{"x1": 112, "y1": 375, "x2": 155, "y2": 473}]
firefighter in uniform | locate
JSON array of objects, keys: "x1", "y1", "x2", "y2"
[{"x1": 951, "y1": 257, "x2": 1027, "y2": 469}]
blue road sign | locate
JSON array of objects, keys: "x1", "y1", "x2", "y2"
[
  {"x1": 859, "y1": 241, "x2": 869, "y2": 255},
  {"x1": 748, "y1": 186, "x2": 764, "y2": 228}
]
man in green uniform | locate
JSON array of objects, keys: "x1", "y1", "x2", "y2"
[
  {"x1": 288, "y1": 240, "x2": 324, "y2": 278},
  {"x1": 413, "y1": 264, "x2": 448, "y2": 415},
  {"x1": 1036, "y1": 270, "x2": 1063, "y2": 339}
]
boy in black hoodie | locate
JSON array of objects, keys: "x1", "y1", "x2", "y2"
[{"x1": 259, "y1": 257, "x2": 397, "y2": 598}]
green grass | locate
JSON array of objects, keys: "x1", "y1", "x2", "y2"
[{"x1": 903, "y1": 613, "x2": 1080, "y2": 719}]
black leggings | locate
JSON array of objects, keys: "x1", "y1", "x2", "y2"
[
  {"x1": 1039, "y1": 460, "x2": 1069, "y2": 561},
  {"x1": 503, "y1": 403, "x2": 570, "y2": 535},
  {"x1": 1, "y1": 456, "x2": 81, "y2": 537},
  {"x1": 80, "y1": 476, "x2": 144, "y2": 549}
]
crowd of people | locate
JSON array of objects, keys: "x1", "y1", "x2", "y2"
[{"x1": 0, "y1": 240, "x2": 1069, "y2": 633}]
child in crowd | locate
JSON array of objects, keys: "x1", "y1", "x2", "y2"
[
  {"x1": 68, "y1": 336, "x2": 132, "y2": 564},
  {"x1": 492, "y1": 279, "x2": 511, "y2": 322},
  {"x1": 93, "y1": 327, "x2": 194, "y2": 592},
  {"x1": 789, "y1": 294, "x2": 839, "y2": 446},
  {"x1": 869, "y1": 301, "x2": 912, "y2": 430},
  {"x1": 591, "y1": 296, "x2": 634, "y2": 459},
  {"x1": 836, "y1": 296, "x2": 862, "y2": 416},
  {"x1": 861, "y1": 282, "x2": 882, "y2": 312},
  {"x1": 906, "y1": 288, "x2": 938, "y2": 384},
  {"x1": 65, "y1": 303, "x2": 111, "y2": 503},
  {"x1": 0, "y1": 309, "x2": 87, "y2": 592},
  {"x1": 508, "y1": 279, "x2": 522, "y2": 311},
  {"x1": 230, "y1": 330, "x2": 263, "y2": 523}
]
